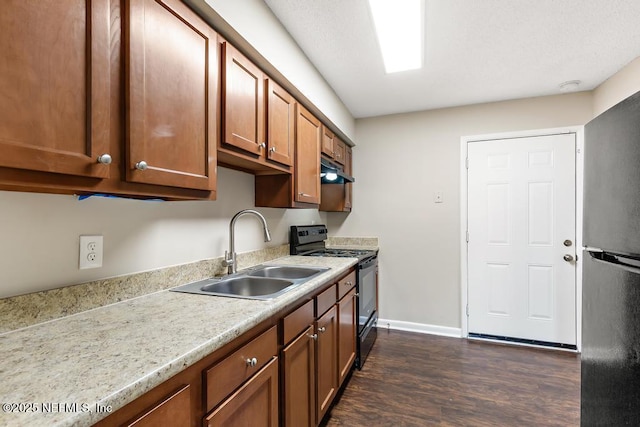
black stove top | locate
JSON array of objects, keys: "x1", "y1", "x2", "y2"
[
  {"x1": 305, "y1": 248, "x2": 374, "y2": 258},
  {"x1": 290, "y1": 225, "x2": 377, "y2": 262}
]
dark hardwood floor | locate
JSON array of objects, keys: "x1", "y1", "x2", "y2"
[{"x1": 322, "y1": 329, "x2": 580, "y2": 426}]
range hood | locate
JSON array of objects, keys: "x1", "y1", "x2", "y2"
[{"x1": 320, "y1": 157, "x2": 354, "y2": 184}]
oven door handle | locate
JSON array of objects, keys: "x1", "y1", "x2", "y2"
[{"x1": 359, "y1": 255, "x2": 378, "y2": 270}]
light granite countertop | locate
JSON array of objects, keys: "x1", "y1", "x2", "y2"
[{"x1": 0, "y1": 255, "x2": 359, "y2": 427}]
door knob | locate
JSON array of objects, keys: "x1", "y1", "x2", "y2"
[
  {"x1": 563, "y1": 240, "x2": 573, "y2": 247},
  {"x1": 563, "y1": 254, "x2": 574, "y2": 262}
]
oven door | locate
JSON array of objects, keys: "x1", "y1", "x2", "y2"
[{"x1": 358, "y1": 255, "x2": 377, "y2": 333}]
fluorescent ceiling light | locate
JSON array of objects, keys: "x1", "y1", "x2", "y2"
[{"x1": 368, "y1": 0, "x2": 424, "y2": 73}]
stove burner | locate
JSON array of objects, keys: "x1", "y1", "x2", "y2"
[{"x1": 306, "y1": 249, "x2": 373, "y2": 258}]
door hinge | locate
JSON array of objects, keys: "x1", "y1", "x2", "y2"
[
  {"x1": 465, "y1": 157, "x2": 469, "y2": 169},
  {"x1": 466, "y1": 231, "x2": 469, "y2": 242},
  {"x1": 466, "y1": 304, "x2": 469, "y2": 317}
]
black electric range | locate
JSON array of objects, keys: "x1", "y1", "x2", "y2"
[{"x1": 290, "y1": 225, "x2": 378, "y2": 369}]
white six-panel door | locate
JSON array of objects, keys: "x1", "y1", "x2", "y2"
[{"x1": 467, "y1": 133, "x2": 576, "y2": 345}]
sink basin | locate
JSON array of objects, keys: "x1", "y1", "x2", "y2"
[
  {"x1": 249, "y1": 265, "x2": 326, "y2": 279},
  {"x1": 201, "y1": 277, "x2": 296, "y2": 298},
  {"x1": 170, "y1": 264, "x2": 329, "y2": 300}
]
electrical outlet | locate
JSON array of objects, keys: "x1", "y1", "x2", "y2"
[
  {"x1": 79, "y1": 235, "x2": 103, "y2": 269},
  {"x1": 434, "y1": 191, "x2": 444, "y2": 203}
]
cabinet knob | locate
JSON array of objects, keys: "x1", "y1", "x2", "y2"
[
  {"x1": 308, "y1": 333, "x2": 318, "y2": 341},
  {"x1": 135, "y1": 161, "x2": 148, "y2": 171},
  {"x1": 269, "y1": 147, "x2": 276, "y2": 153},
  {"x1": 259, "y1": 142, "x2": 266, "y2": 149},
  {"x1": 345, "y1": 281, "x2": 352, "y2": 286},
  {"x1": 245, "y1": 357, "x2": 258, "y2": 367},
  {"x1": 318, "y1": 326, "x2": 326, "y2": 333},
  {"x1": 97, "y1": 154, "x2": 112, "y2": 165}
]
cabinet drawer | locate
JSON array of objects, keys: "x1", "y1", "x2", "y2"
[
  {"x1": 283, "y1": 300, "x2": 314, "y2": 345},
  {"x1": 204, "y1": 357, "x2": 279, "y2": 427},
  {"x1": 126, "y1": 385, "x2": 191, "y2": 427},
  {"x1": 315, "y1": 285, "x2": 337, "y2": 317},
  {"x1": 337, "y1": 270, "x2": 356, "y2": 300},
  {"x1": 205, "y1": 326, "x2": 277, "y2": 412}
]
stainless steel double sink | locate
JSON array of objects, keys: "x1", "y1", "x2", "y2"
[{"x1": 170, "y1": 265, "x2": 330, "y2": 300}]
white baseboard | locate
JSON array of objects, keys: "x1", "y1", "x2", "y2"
[{"x1": 376, "y1": 318, "x2": 462, "y2": 338}]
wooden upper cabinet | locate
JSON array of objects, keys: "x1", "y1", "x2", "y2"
[
  {"x1": 0, "y1": 0, "x2": 111, "y2": 178},
  {"x1": 344, "y1": 145, "x2": 352, "y2": 176},
  {"x1": 334, "y1": 139, "x2": 346, "y2": 166},
  {"x1": 321, "y1": 126, "x2": 335, "y2": 158},
  {"x1": 266, "y1": 79, "x2": 295, "y2": 167},
  {"x1": 222, "y1": 42, "x2": 265, "y2": 156},
  {"x1": 295, "y1": 105, "x2": 321, "y2": 205},
  {"x1": 126, "y1": 0, "x2": 217, "y2": 191}
]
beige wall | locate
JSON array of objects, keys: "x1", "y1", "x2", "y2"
[
  {"x1": 0, "y1": 168, "x2": 325, "y2": 298},
  {"x1": 593, "y1": 56, "x2": 640, "y2": 117},
  {"x1": 328, "y1": 92, "x2": 594, "y2": 329}
]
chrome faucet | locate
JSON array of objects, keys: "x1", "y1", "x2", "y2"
[{"x1": 224, "y1": 209, "x2": 272, "y2": 274}]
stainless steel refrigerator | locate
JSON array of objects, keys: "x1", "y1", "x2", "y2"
[{"x1": 582, "y1": 90, "x2": 640, "y2": 425}]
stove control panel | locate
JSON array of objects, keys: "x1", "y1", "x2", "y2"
[{"x1": 290, "y1": 225, "x2": 328, "y2": 250}]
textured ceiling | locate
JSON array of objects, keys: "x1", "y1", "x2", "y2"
[{"x1": 264, "y1": 0, "x2": 640, "y2": 118}]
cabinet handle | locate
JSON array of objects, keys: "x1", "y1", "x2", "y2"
[
  {"x1": 308, "y1": 333, "x2": 318, "y2": 341},
  {"x1": 345, "y1": 281, "x2": 353, "y2": 286},
  {"x1": 299, "y1": 192, "x2": 311, "y2": 197},
  {"x1": 318, "y1": 327, "x2": 326, "y2": 333},
  {"x1": 97, "y1": 154, "x2": 112, "y2": 165},
  {"x1": 269, "y1": 147, "x2": 276, "y2": 153},
  {"x1": 258, "y1": 142, "x2": 266, "y2": 149},
  {"x1": 245, "y1": 357, "x2": 258, "y2": 367},
  {"x1": 135, "y1": 161, "x2": 148, "y2": 171}
]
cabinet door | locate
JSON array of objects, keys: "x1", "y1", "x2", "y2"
[
  {"x1": 126, "y1": 385, "x2": 191, "y2": 427},
  {"x1": 295, "y1": 105, "x2": 321, "y2": 204},
  {"x1": 282, "y1": 325, "x2": 316, "y2": 427},
  {"x1": 222, "y1": 42, "x2": 265, "y2": 156},
  {"x1": 205, "y1": 357, "x2": 279, "y2": 427},
  {"x1": 338, "y1": 288, "x2": 357, "y2": 385},
  {"x1": 344, "y1": 145, "x2": 353, "y2": 176},
  {"x1": 266, "y1": 79, "x2": 295, "y2": 166},
  {"x1": 126, "y1": 0, "x2": 217, "y2": 190},
  {"x1": 344, "y1": 146, "x2": 353, "y2": 210},
  {"x1": 321, "y1": 126, "x2": 334, "y2": 158},
  {"x1": 0, "y1": 0, "x2": 111, "y2": 178},
  {"x1": 334, "y1": 139, "x2": 346, "y2": 166},
  {"x1": 316, "y1": 305, "x2": 338, "y2": 422}
]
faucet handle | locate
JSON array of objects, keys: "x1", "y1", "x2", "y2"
[{"x1": 223, "y1": 250, "x2": 234, "y2": 267}]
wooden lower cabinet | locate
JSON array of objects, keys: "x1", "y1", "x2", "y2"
[
  {"x1": 126, "y1": 385, "x2": 191, "y2": 427},
  {"x1": 282, "y1": 325, "x2": 316, "y2": 427},
  {"x1": 338, "y1": 288, "x2": 357, "y2": 385},
  {"x1": 316, "y1": 305, "x2": 338, "y2": 422},
  {"x1": 94, "y1": 269, "x2": 358, "y2": 427},
  {"x1": 204, "y1": 358, "x2": 279, "y2": 427}
]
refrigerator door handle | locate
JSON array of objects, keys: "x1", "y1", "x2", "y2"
[
  {"x1": 584, "y1": 246, "x2": 604, "y2": 253},
  {"x1": 588, "y1": 250, "x2": 640, "y2": 274}
]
